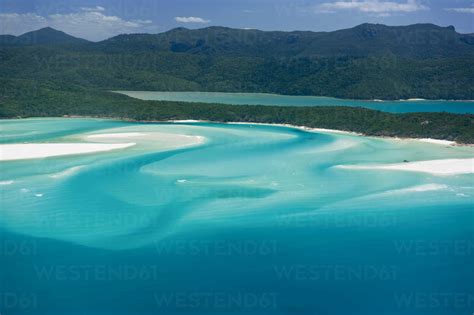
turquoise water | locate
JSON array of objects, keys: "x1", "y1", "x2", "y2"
[
  {"x1": 116, "y1": 91, "x2": 474, "y2": 114},
  {"x1": 1, "y1": 118, "x2": 473, "y2": 314}
]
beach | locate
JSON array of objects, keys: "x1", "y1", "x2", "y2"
[
  {"x1": 0, "y1": 131, "x2": 205, "y2": 161},
  {"x1": 0, "y1": 120, "x2": 465, "y2": 165},
  {"x1": 337, "y1": 158, "x2": 474, "y2": 176},
  {"x1": 228, "y1": 121, "x2": 461, "y2": 145},
  {"x1": 0, "y1": 143, "x2": 136, "y2": 161}
]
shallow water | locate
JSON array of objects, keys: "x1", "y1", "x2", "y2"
[
  {"x1": 116, "y1": 91, "x2": 474, "y2": 114},
  {"x1": 1, "y1": 118, "x2": 473, "y2": 314}
]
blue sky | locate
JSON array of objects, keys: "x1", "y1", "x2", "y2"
[{"x1": 1, "y1": 0, "x2": 473, "y2": 41}]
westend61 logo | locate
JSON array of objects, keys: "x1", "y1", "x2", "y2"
[
  {"x1": 34, "y1": 264, "x2": 160, "y2": 281},
  {"x1": 273, "y1": 264, "x2": 397, "y2": 281},
  {"x1": 393, "y1": 240, "x2": 474, "y2": 256},
  {"x1": 394, "y1": 292, "x2": 474, "y2": 310},
  {"x1": 277, "y1": 211, "x2": 398, "y2": 229},
  {"x1": 154, "y1": 240, "x2": 278, "y2": 256},
  {"x1": 0, "y1": 292, "x2": 37, "y2": 312},
  {"x1": 154, "y1": 292, "x2": 279, "y2": 310},
  {"x1": 30, "y1": 211, "x2": 160, "y2": 231},
  {"x1": 1, "y1": 240, "x2": 37, "y2": 256}
]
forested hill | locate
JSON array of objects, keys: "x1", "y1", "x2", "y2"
[
  {"x1": 100, "y1": 23, "x2": 474, "y2": 59},
  {"x1": 0, "y1": 27, "x2": 89, "y2": 46},
  {"x1": 1, "y1": 23, "x2": 474, "y2": 100}
]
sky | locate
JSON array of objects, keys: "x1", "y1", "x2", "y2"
[{"x1": 0, "y1": 0, "x2": 473, "y2": 41}]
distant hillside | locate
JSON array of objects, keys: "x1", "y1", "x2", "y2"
[
  {"x1": 1, "y1": 23, "x2": 473, "y2": 100},
  {"x1": 98, "y1": 23, "x2": 474, "y2": 59},
  {"x1": 0, "y1": 27, "x2": 89, "y2": 46}
]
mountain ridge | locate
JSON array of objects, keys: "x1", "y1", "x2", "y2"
[
  {"x1": 92, "y1": 22, "x2": 473, "y2": 59},
  {"x1": 0, "y1": 27, "x2": 90, "y2": 46},
  {"x1": 0, "y1": 23, "x2": 473, "y2": 100},
  {"x1": 3, "y1": 23, "x2": 472, "y2": 59},
  {"x1": 2, "y1": 22, "x2": 471, "y2": 43}
]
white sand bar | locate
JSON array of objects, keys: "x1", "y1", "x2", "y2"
[
  {"x1": 87, "y1": 132, "x2": 146, "y2": 139},
  {"x1": 1, "y1": 131, "x2": 205, "y2": 162},
  {"x1": 85, "y1": 132, "x2": 205, "y2": 148},
  {"x1": 417, "y1": 138, "x2": 456, "y2": 146},
  {"x1": 337, "y1": 158, "x2": 474, "y2": 176},
  {"x1": 0, "y1": 143, "x2": 136, "y2": 161}
]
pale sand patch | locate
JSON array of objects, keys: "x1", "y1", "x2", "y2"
[
  {"x1": 85, "y1": 132, "x2": 205, "y2": 149},
  {"x1": 387, "y1": 184, "x2": 448, "y2": 194},
  {"x1": 168, "y1": 120, "x2": 202, "y2": 123},
  {"x1": 390, "y1": 137, "x2": 456, "y2": 146},
  {"x1": 230, "y1": 122, "x2": 359, "y2": 136},
  {"x1": 0, "y1": 143, "x2": 135, "y2": 161},
  {"x1": 87, "y1": 132, "x2": 146, "y2": 139},
  {"x1": 49, "y1": 166, "x2": 85, "y2": 179},
  {"x1": 164, "y1": 121, "x2": 465, "y2": 145},
  {"x1": 300, "y1": 138, "x2": 360, "y2": 154},
  {"x1": 417, "y1": 138, "x2": 456, "y2": 146},
  {"x1": 306, "y1": 127, "x2": 359, "y2": 135},
  {"x1": 319, "y1": 139, "x2": 359, "y2": 152},
  {"x1": 1, "y1": 131, "x2": 206, "y2": 162},
  {"x1": 336, "y1": 158, "x2": 474, "y2": 176},
  {"x1": 228, "y1": 122, "x2": 470, "y2": 146}
]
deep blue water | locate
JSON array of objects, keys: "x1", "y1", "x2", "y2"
[
  {"x1": 1, "y1": 119, "x2": 473, "y2": 314},
  {"x1": 115, "y1": 91, "x2": 474, "y2": 114}
]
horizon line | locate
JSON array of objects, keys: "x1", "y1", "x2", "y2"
[{"x1": 2, "y1": 22, "x2": 467, "y2": 43}]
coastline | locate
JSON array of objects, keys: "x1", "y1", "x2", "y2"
[
  {"x1": 221, "y1": 122, "x2": 461, "y2": 146},
  {"x1": 1, "y1": 116, "x2": 471, "y2": 147},
  {"x1": 0, "y1": 131, "x2": 205, "y2": 162},
  {"x1": 1, "y1": 118, "x2": 472, "y2": 182},
  {"x1": 0, "y1": 143, "x2": 136, "y2": 161},
  {"x1": 114, "y1": 91, "x2": 474, "y2": 103},
  {"x1": 336, "y1": 158, "x2": 474, "y2": 176}
]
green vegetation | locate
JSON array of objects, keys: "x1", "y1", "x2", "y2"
[
  {"x1": 1, "y1": 24, "x2": 474, "y2": 100},
  {"x1": 1, "y1": 24, "x2": 473, "y2": 143},
  {"x1": 1, "y1": 82, "x2": 473, "y2": 143}
]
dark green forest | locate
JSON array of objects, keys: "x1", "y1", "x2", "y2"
[
  {"x1": 1, "y1": 23, "x2": 474, "y2": 99},
  {"x1": 1, "y1": 80, "x2": 473, "y2": 143},
  {"x1": 1, "y1": 24, "x2": 473, "y2": 143}
]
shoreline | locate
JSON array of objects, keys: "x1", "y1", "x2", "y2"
[
  {"x1": 138, "y1": 120, "x2": 468, "y2": 147},
  {"x1": 114, "y1": 91, "x2": 474, "y2": 103},
  {"x1": 336, "y1": 158, "x2": 474, "y2": 176},
  {"x1": 209, "y1": 121, "x2": 461, "y2": 146},
  {"x1": 1, "y1": 116, "x2": 471, "y2": 147},
  {"x1": 0, "y1": 131, "x2": 206, "y2": 162},
  {"x1": 2, "y1": 119, "x2": 472, "y2": 176},
  {"x1": 0, "y1": 143, "x2": 136, "y2": 161}
]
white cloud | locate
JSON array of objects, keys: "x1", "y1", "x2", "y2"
[
  {"x1": 315, "y1": 0, "x2": 428, "y2": 15},
  {"x1": 174, "y1": 16, "x2": 210, "y2": 23},
  {"x1": 0, "y1": 13, "x2": 48, "y2": 35},
  {"x1": 0, "y1": 7, "x2": 158, "y2": 41},
  {"x1": 444, "y1": 7, "x2": 474, "y2": 14},
  {"x1": 80, "y1": 6, "x2": 105, "y2": 12}
]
